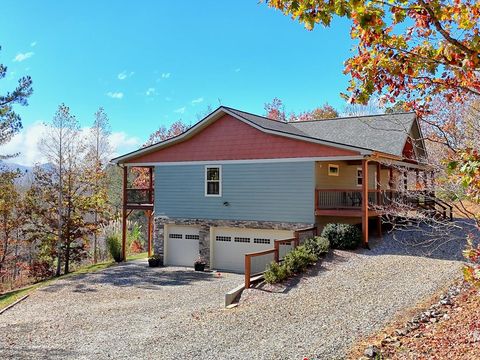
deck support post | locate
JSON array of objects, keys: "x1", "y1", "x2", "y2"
[
  {"x1": 361, "y1": 159, "x2": 369, "y2": 248},
  {"x1": 147, "y1": 210, "x2": 153, "y2": 257},
  {"x1": 388, "y1": 167, "x2": 394, "y2": 189},
  {"x1": 422, "y1": 170, "x2": 428, "y2": 189},
  {"x1": 376, "y1": 162, "x2": 382, "y2": 238},
  {"x1": 148, "y1": 167, "x2": 154, "y2": 203},
  {"x1": 122, "y1": 166, "x2": 128, "y2": 262}
]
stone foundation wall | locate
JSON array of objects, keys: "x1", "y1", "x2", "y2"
[{"x1": 153, "y1": 217, "x2": 315, "y2": 265}]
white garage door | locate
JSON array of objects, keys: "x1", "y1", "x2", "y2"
[
  {"x1": 165, "y1": 225, "x2": 200, "y2": 267},
  {"x1": 212, "y1": 227, "x2": 293, "y2": 273}
]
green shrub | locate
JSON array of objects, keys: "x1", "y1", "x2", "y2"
[
  {"x1": 304, "y1": 236, "x2": 330, "y2": 256},
  {"x1": 264, "y1": 261, "x2": 288, "y2": 284},
  {"x1": 321, "y1": 223, "x2": 362, "y2": 250},
  {"x1": 106, "y1": 234, "x2": 123, "y2": 262},
  {"x1": 283, "y1": 245, "x2": 317, "y2": 274},
  {"x1": 263, "y1": 245, "x2": 319, "y2": 284}
]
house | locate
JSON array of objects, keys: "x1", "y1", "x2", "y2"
[{"x1": 111, "y1": 106, "x2": 439, "y2": 273}]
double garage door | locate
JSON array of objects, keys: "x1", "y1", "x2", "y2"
[{"x1": 165, "y1": 225, "x2": 293, "y2": 273}]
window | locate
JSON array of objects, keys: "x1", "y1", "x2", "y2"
[
  {"x1": 216, "y1": 236, "x2": 231, "y2": 242},
  {"x1": 328, "y1": 164, "x2": 339, "y2": 176},
  {"x1": 234, "y1": 237, "x2": 250, "y2": 243},
  {"x1": 185, "y1": 234, "x2": 200, "y2": 240},
  {"x1": 169, "y1": 233, "x2": 183, "y2": 239},
  {"x1": 205, "y1": 166, "x2": 222, "y2": 196},
  {"x1": 356, "y1": 168, "x2": 363, "y2": 186},
  {"x1": 254, "y1": 238, "x2": 271, "y2": 244}
]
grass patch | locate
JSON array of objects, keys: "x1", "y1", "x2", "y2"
[
  {"x1": 0, "y1": 251, "x2": 149, "y2": 312},
  {"x1": 127, "y1": 252, "x2": 148, "y2": 261}
]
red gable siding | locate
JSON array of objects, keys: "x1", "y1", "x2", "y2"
[
  {"x1": 402, "y1": 138, "x2": 416, "y2": 160},
  {"x1": 126, "y1": 114, "x2": 359, "y2": 163}
]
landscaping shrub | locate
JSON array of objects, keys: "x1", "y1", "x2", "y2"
[
  {"x1": 283, "y1": 245, "x2": 317, "y2": 274},
  {"x1": 264, "y1": 245, "x2": 318, "y2": 284},
  {"x1": 321, "y1": 223, "x2": 362, "y2": 250},
  {"x1": 106, "y1": 234, "x2": 123, "y2": 262},
  {"x1": 264, "y1": 261, "x2": 288, "y2": 284},
  {"x1": 304, "y1": 236, "x2": 330, "y2": 257}
]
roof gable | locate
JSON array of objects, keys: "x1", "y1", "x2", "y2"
[
  {"x1": 289, "y1": 112, "x2": 418, "y2": 158},
  {"x1": 112, "y1": 106, "x2": 426, "y2": 164},
  {"x1": 122, "y1": 113, "x2": 359, "y2": 164},
  {"x1": 112, "y1": 106, "x2": 371, "y2": 164}
]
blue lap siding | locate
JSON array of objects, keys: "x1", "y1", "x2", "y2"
[{"x1": 154, "y1": 161, "x2": 315, "y2": 223}]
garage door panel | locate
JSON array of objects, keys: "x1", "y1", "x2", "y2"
[
  {"x1": 212, "y1": 228, "x2": 293, "y2": 273},
  {"x1": 166, "y1": 225, "x2": 200, "y2": 267}
]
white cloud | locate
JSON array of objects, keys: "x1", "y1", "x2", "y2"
[
  {"x1": 117, "y1": 71, "x2": 134, "y2": 80},
  {"x1": 191, "y1": 97, "x2": 204, "y2": 105},
  {"x1": 0, "y1": 121, "x2": 140, "y2": 167},
  {"x1": 146, "y1": 87, "x2": 156, "y2": 96},
  {"x1": 161, "y1": 72, "x2": 171, "y2": 79},
  {"x1": 174, "y1": 107, "x2": 186, "y2": 114},
  {"x1": 30, "y1": 41, "x2": 37, "y2": 47},
  {"x1": 108, "y1": 132, "x2": 141, "y2": 158},
  {"x1": 234, "y1": 68, "x2": 241, "y2": 72},
  {"x1": 107, "y1": 91, "x2": 124, "y2": 99},
  {"x1": 13, "y1": 52, "x2": 34, "y2": 62},
  {"x1": 0, "y1": 121, "x2": 48, "y2": 166},
  {"x1": 164, "y1": 96, "x2": 172, "y2": 102}
]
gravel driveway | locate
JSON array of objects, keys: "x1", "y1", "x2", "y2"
[{"x1": 0, "y1": 224, "x2": 469, "y2": 360}]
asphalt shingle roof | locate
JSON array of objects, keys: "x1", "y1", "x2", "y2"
[{"x1": 224, "y1": 107, "x2": 416, "y2": 157}]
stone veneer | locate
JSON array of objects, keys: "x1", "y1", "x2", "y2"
[{"x1": 153, "y1": 217, "x2": 315, "y2": 266}]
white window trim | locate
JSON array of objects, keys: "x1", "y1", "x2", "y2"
[
  {"x1": 205, "y1": 165, "x2": 222, "y2": 197},
  {"x1": 328, "y1": 164, "x2": 339, "y2": 176},
  {"x1": 356, "y1": 167, "x2": 363, "y2": 187}
]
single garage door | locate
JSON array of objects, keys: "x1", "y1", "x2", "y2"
[
  {"x1": 165, "y1": 225, "x2": 200, "y2": 267},
  {"x1": 212, "y1": 227, "x2": 293, "y2": 273}
]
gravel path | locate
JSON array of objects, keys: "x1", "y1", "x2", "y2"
[{"x1": 0, "y1": 225, "x2": 469, "y2": 360}]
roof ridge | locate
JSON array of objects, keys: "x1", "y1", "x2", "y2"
[
  {"x1": 290, "y1": 111, "x2": 416, "y2": 124},
  {"x1": 221, "y1": 106, "x2": 290, "y2": 124}
]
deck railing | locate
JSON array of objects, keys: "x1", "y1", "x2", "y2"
[
  {"x1": 126, "y1": 188, "x2": 154, "y2": 205},
  {"x1": 314, "y1": 189, "x2": 413, "y2": 210},
  {"x1": 244, "y1": 226, "x2": 317, "y2": 288},
  {"x1": 314, "y1": 189, "x2": 452, "y2": 219}
]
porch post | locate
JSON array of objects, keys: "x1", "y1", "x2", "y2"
[
  {"x1": 388, "y1": 167, "x2": 394, "y2": 189},
  {"x1": 403, "y1": 169, "x2": 408, "y2": 190},
  {"x1": 376, "y1": 162, "x2": 381, "y2": 204},
  {"x1": 148, "y1": 167, "x2": 154, "y2": 203},
  {"x1": 122, "y1": 166, "x2": 128, "y2": 262},
  {"x1": 361, "y1": 159, "x2": 369, "y2": 248},
  {"x1": 376, "y1": 162, "x2": 382, "y2": 238}
]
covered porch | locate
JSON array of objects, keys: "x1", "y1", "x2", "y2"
[{"x1": 314, "y1": 157, "x2": 441, "y2": 247}]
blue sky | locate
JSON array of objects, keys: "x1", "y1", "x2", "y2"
[{"x1": 0, "y1": 1, "x2": 355, "y2": 165}]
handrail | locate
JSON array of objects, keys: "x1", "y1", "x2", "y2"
[
  {"x1": 244, "y1": 226, "x2": 317, "y2": 288},
  {"x1": 126, "y1": 188, "x2": 154, "y2": 204},
  {"x1": 273, "y1": 238, "x2": 296, "y2": 263},
  {"x1": 244, "y1": 249, "x2": 276, "y2": 288}
]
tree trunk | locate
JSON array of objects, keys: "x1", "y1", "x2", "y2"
[
  {"x1": 64, "y1": 241, "x2": 70, "y2": 274},
  {"x1": 56, "y1": 134, "x2": 63, "y2": 277},
  {"x1": 93, "y1": 211, "x2": 98, "y2": 263}
]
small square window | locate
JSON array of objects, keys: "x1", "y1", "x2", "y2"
[
  {"x1": 205, "y1": 166, "x2": 222, "y2": 196},
  {"x1": 328, "y1": 164, "x2": 339, "y2": 176},
  {"x1": 357, "y1": 169, "x2": 363, "y2": 186}
]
